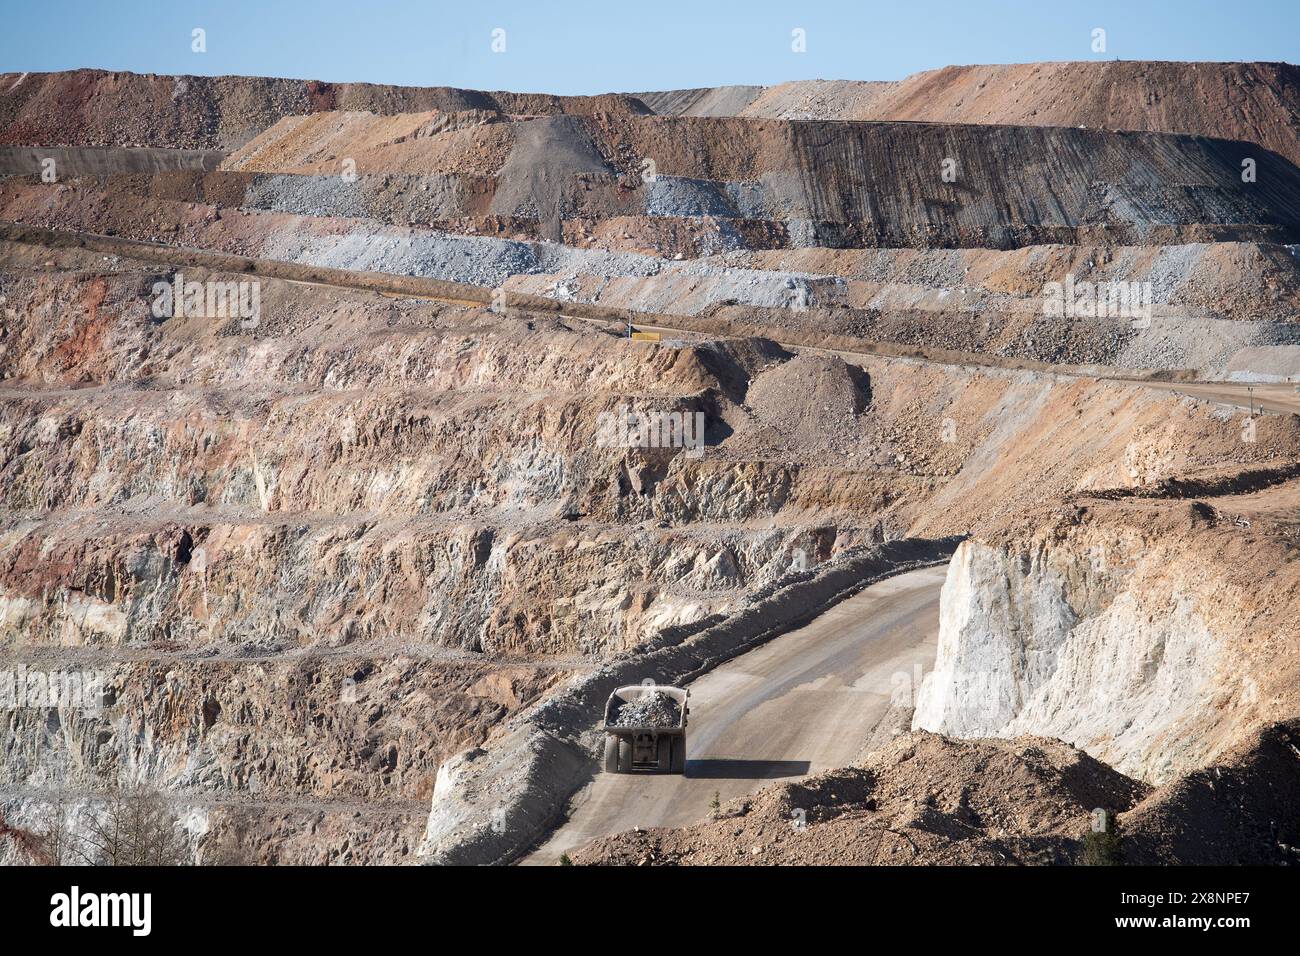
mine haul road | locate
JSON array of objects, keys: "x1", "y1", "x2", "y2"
[{"x1": 522, "y1": 564, "x2": 947, "y2": 865}]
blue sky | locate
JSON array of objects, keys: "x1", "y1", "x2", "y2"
[{"x1": 1, "y1": 0, "x2": 1297, "y2": 94}]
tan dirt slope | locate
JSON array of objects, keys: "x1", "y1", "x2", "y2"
[
  {"x1": 651, "y1": 62, "x2": 1300, "y2": 167},
  {"x1": 861, "y1": 62, "x2": 1300, "y2": 167},
  {"x1": 0, "y1": 69, "x2": 649, "y2": 150}
]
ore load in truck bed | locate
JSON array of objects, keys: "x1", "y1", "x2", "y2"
[{"x1": 608, "y1": 691, "x2": 683, "y2": 728}]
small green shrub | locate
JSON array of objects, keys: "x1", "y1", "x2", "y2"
[{"x1": 1081, "y1": 810, "x2": 1123, "y2": 866}]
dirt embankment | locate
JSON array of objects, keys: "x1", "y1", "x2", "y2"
[
  {"x1": 0, "y1": 70, "x2": 650, "y2": 151},
  {"x1": 647, "y1": 62, "x2": 1300, "y2": 169},
  {"x1": 570, "y1": 720, "x2": 1300, "y2": 866},
  {"x1": 572, "y1": 731, "x2": 1150, "y2": 865},
  {"x1": 856, "y1": 61, "x2": 1300, "y2": 170}
]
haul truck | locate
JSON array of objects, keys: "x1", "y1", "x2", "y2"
[{"x1": 602, "y1": 684, "x2": 689, "y2": 774}]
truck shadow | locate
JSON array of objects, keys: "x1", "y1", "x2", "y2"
[{"x1": 685, "y1": 759, "x2": 811, "y2": 780}]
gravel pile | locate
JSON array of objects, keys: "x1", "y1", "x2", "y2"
[
  {"x1": 261, "y1": 227, "x2": 544, "y2": 287},
  {"x1": 1119, "y1": 316, "x2": 1300, "y2": 374},
  {"x1": 742, "y1": 353, "x2": 871, "y2": 456},
  {"x1": 609, "y1": 691, "x2": 682, "y2": 728},
  {"x1": 644, "y1": 176, "x2": 765, "y2": 219},
  {"x1": 245, "y1": 172, "x2": 463, "y2": 223},
  {"x1": 257, "y1": 218, "x2": 830, "y2": 293},
  {"x1": 246, "y1": 173, "x2": 372, "y2": 219}
]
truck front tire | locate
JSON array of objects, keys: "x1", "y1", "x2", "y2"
[{"x1": 603, "y1": 736, "x2": 620, "y2": 773}]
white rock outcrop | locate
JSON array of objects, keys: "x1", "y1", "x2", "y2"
[{"x1": 914, "y1": 539, "x2": 1223, "y2": 783}]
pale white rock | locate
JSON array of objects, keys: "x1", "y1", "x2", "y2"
[{"x1": 914, "y1": 539, "x2": 1222, "y2": 783}]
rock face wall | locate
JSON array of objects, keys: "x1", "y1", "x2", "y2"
[
  {"x1": 914, "y1": 507, "x2": 1297, "y2": 784},
  {"x1": 0, "y1": 249, "x2": 904, "y2": 863},
  {"x1": 914, "y1": 539, "x2": 1217, "y2": 782}
]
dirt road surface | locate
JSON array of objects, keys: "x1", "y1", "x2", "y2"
[
  {"x1": 522, "y1": 564, "x2": 947, "y2": 865},
  {"x1": 1143, "y1": 381, "x2": 1300, "y2": 417}
]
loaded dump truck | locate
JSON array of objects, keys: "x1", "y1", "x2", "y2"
[{"x1": 602, "y1": 684, "x2": 689, "y2": 774}]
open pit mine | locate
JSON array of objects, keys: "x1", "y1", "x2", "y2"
[{"x1": 0, "y1": 62, "x2": 1298, "y2": 868}]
